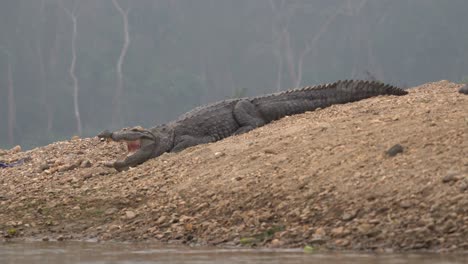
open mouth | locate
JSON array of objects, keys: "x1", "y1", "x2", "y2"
[{"x1": 126, "y1": 140, "x2": 141, "y2": 155}]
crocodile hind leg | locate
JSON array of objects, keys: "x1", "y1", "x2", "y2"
[{"x1": 233, "y1": 100, "x2": 266, "y2": 135}]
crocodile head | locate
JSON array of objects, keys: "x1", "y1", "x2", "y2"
[{"x1": 98, "y1": 126, "x2": 158, "y2": 171}]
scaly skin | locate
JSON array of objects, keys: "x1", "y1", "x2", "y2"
[
  {"x1": 459, "y1": 85, "x2": 468, "y2": 95},
  {"x1": 99, "y1": 80, "x2": 408, "y2": 171}
]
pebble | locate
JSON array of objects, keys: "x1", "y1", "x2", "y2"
[
  {"x1": 400, "y1": 200, "x2": 412, "y2": 209},
  {"x1": 342, "y1": 210, "x2": 358, "y2": 221},
  {"x1": 442, "y1": 172, "x2": 460, "y2": 183},
  {"x1": 460, "y1": 180, "x2": 468, "y2": 192},
  {"x1": 357, "y1": 224, "x2": 373, "y2": 235},
  {"x1": 109, "y1": 225, "x2": 121, "y2": 231},
  {"x1": 314, "y1": 227, "x2": 326, "y2": 236},
  {"x1": 334, "y1": 238, "x2": 350, "y2": 247},
  {"x1": 441, "y1": 220, "x2": 456, "y2": 233},
  {"x1": 330, "y1": 227, "x2": 347, "y2": 237},
  {"x1": 263, "y1": 149, "x2": 277, "y2": 154},
  {"x1": 156, "y1": 216, "x2": 167, "y2": 225},
  {"x1": 11, "y1": 145, "x2": 22, "y2": 153},
  {"x1": 39, "y1": 163, "x2": 50, "y2": 171},
  {"x1": 81, "y1": 160, "x2": 92, "y2": 168},
  {"x1": 269, "y1": 239, "x2": 284, "y2": 248},
  {"x1": 125, "y1": 211, "x2": 137, "y2": 219},
  {"x1": 105, "y1": 208, "x2": 118, "y2": 215},
  {"x1": 386, "y1": 144, "x2": 404, "y2": 157},
  {"x1": 214, "y1": 152, "x2": 225, "y2": 157}
]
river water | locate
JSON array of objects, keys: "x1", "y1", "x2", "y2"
[{"x1": 0, "y1": 242, "x2": 466, "y2": 264}]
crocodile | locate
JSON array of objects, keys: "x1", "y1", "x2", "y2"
[{"x1": 98, "y1": 80, "x2": 407, "y2": 171}]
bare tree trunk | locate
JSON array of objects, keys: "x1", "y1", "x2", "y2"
[
  {"x1": 112, "y1": 0, "x2": 130, "y2": 128},
  {"x1": 282, "y1": 28, "x2": 298, "y2": 87},
  {"x1": 270, "y1": 20, "x2": 283, "y2": 92},
  {"x1": 63, "y1": 5, "x2": 82, "y2": 136},
  {"x1": 270, "y1": 1, "x2": 345, "y2": 89},
  {"x1": 37, "y1": 0, "x2": 54, "y2": 135},
  {"x1": 295, "y1": 4, "x2": 344, "y2": 88},
  {"x1": 346, "y1": 0, "x2": 384, "y2": 80},
  {"x1": 7, "y1": 59, "x2": 16, "y2": 146},
  {"x1": 46, "y1": 21, "x2": 62, "y2": 133},
  {"x1": 269, "y1": 0, "x2": 286, "y2": 91},
  {"x1": 274, "y1": 46, "x2": 283, "y2": 92}
]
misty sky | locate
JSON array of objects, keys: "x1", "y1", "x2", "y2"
[{"x1": 1, "y1": 0, "x2": 467, "y2": 149}]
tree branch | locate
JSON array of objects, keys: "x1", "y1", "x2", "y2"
[
  {"x1": 111, "y1": 0, "x2": 131, "y2": 127},
  {"x1": 7, "y1": 58, "x2": 16, "y2": 146},
  {"x1": 62, "y1": 2, "x2": 83, "y2": 136},
  {"x1": 295, "y1": 4, "x2": 345, "y2": 88}
]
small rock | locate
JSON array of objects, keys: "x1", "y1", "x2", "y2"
[
  {"x1": 314, "y1": 227, "x2": 326, "y2": 236},
  {"x1": 81, "y1": 172, "x2": 93, "y2": 180},
  {"x1": 441, "y1": 220, "x2": 456, "y2": 233},
  {"x1": 334, "y1": 238, "x2": 350, "y2": 247},
  {"x1": 357, "y1": 223, "x2": 373, "y2": 235},
  {"x1": 342, "y1": 209, "x2": 358, "y2": 221},
  {"x1": 105, "y1": 208, "x2": 118, "y2": 215},
  {"x1": 109, "y1": 225, "x2": 121, "y2": 231},
  {"x1": 330, "y1": 226, "x2": 347, "y2": 237},
  {"x1": 308, "y1": 236, "x2": 327, "y2": 245},
  {"x1": 386, "y1": 144, "x2": 404, "y2": 157},
  {"x1": 58, "y1": 165, "x2": 72, "y2": 172},
  {"x1": 80, "y1": 160, "x2": 92, "y2": 168},
  {"x1": 10, "y1": 145, "x2": 21, "y2": 153},
  {"x1": 442, "y1": 172, "x2": 460, "y2": 183},
  {"x1": 125, "y1": 211, "x2": 137, "y2": 219},
  {"x1": 184, "y1": 223, "x2": 193, "y2": 232},
  {"x1": 263, "y1": 149, "x2": 277, "y2": 155},
  {"x1": 71, "y1": 135, "x2": 80, "y2": 141},
  {"x1": 71, "y1": 177, "x2": 80, "y2": 183},
  {"x1": 39, "y1": 163, "x2": 50, "y2": 171},
  {"x1": 103, "y1": 161, "x2": 115, "y2": 168},
  {"x1": 270, "y1": 239, "x2": 284, "y2": 248},
  {"x1": 400, "y1": 200, "x2": 412, "y2": 209},
  {"x1": 459, "y1": 179, "x2": 468, "y2": 192},
  {"x1": 156, "y1": 215, "x2": 167, "y2": 225},
  {"x1": 0, "y1": 149, "x2": 7, "y2": 156},
  {"x1": 214, "y1": 152, "x2": 225, "y2": 157}
]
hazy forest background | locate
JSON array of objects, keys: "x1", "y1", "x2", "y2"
[{"x1": 1, "y1": 0, "x2": 467, "y2": 150}]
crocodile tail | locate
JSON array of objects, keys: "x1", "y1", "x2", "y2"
[{"x1": 334, "y1": 80, "x2": 408, "y2": 96}]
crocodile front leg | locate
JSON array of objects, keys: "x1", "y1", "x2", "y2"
[
  {"x1": 232, "y1": 100, "x2": 266, "y2": 135},
  {"x1": 171, "y1": 135, "x2": 214, "y2": 152}
]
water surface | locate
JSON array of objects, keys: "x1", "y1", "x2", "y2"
[{"x1": 0, "y1": 242, "x2": 466, "y2": 264}]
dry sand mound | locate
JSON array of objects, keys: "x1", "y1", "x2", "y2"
[{"x1": 0, "y1": 80, "x2": 467, "y2": 252}]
